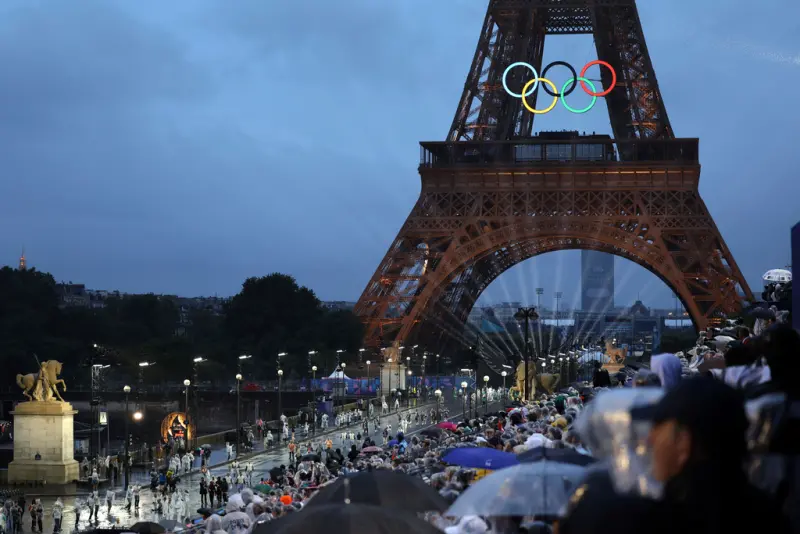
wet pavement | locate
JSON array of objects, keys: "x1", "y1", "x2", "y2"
[{"x1": 5, "y1": 398, "x2": 479, "y2": 532}]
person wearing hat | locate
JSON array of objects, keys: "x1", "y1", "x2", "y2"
[{"x1": 631, "y1": 377, "x2": 787, "y2": 533}]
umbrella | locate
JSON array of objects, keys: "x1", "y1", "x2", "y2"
[
  {"x1": 442, "y1": 448, "x2": 519, "y2": 470},
  {"x1": 517, "y1": 447, "x2": 596, "y2": 466},
  {"x1": 129, "y1": 522, "x2": 166, "y2": 534},
  {"x1": 446, "y1": 462, "x2": 588, "y2": 517},
  {"x1": 437, "y1": 422, "x2": 457, "y2": 431},
  {"x1": 763, "y1": 268, "x2": 792, "y2": 283},
  {"x1": 251, "y1": 503, "x2": 443, "y2": 534},
  {"x1": 253, "y1": 484, "x2": 271, "y2": 493},
  {"x1": 360, "y1": 446, "x2": 382, "y2": 454},
  {"x1": 305, "y1": 469, "x2": 448, "y2": 513},
  {"x1": 301, "y1": 453, "x2": 321, "y2": 462},
  {"x1": 157, "y1": 520, "x2": 178, "y2": 531},
  {"x1": 420, "y1": 427, "x2": 443, "y2": 438},
  {"x1": 387, "y1": 439, "x2": 399, "y2": 447}
]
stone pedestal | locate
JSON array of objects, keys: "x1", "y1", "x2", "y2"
[{"x1": 8, "y1": 401, "x2": 79, "y2": 484}]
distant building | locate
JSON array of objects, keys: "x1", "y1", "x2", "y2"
[
  {"x1": 57, "y1": 283, "x2": 89, "y2": 308},
  {"x1": 581, "y1": 251, "x2": 614, "y2": 312},
  {"x1": 322, "y1": 301, "x2": 356, "y2": 311},
  {"x1": 18, "y1": 249, "x2": 26, "y2": 270}
]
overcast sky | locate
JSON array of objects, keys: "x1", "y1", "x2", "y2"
[{"x1": 1, "y1": 0, "x2": 798, "y2": 309}]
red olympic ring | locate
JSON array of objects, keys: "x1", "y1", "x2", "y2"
[{"x1": 579, "y1": 60, "x2": 616, "y2": 97}]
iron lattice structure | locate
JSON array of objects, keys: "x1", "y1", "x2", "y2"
[{"x1": 354, "y1": 0, "x2": 752, "y2": 362}]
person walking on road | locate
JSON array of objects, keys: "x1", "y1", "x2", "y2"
[
  {"x1": 199, "y1": 478, "x2": 208, "y2": 508},
  {"x1": 52, "y1": 498, "x2": 63, "y2": 533}
]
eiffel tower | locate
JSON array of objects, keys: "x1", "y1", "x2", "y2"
[{"x1": 354, "y1": 0, "x2": 753, "y2": 359}]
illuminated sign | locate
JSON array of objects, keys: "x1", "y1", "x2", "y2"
[{"x1": 160, "y1": 412, "x2": 194, "y2": 442}]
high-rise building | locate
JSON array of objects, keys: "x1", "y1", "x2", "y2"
[{"x1": 581, "y1": 250, "x2": 615, "y2": 312}]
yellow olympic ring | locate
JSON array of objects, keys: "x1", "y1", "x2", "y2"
[{"x1": 521, "y1": 77, "x2": 558, "y2": 114}]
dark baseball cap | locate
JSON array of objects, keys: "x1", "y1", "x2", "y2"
[{"x1": 631, "y1": 377, "x2": 748, "y2": 457}]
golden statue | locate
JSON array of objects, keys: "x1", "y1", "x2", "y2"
[
  {"x1": 604, "y1": 340, "x2": 628, "y2": 370},
  {"x1": 514, "y1": 361, "x2": 561, "y2": 400},
  {"x1": 17, "y1": 360, "x2": 67, "y2": 402}
]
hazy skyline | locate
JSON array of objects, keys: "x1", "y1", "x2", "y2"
[{"x1": 1, "y1": 0, "x2": 797, "y2": 308}]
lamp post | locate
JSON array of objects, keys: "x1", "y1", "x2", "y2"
[
  {"x1": 514, "y1": 307, "x2": 539, "y2": 402},
  {"x1": 387, "y1": 358, "x2": 393, "y2": 398},
  {"x1": 422, "y1": 354, "x2": 427, "y2": 400},
  {"x1": 482, "y1": 376, "x2": 489, "y2": 415},
  {"x1": 501, "y1": 371, "x2": 507, "y2": 401},
  {"x1": 434, "y1": 389, "x2": 442, "y2": 422},
  {"x1": 436, "y1": 354, "x2": 440, "y2": 393},
  {"x1": 182, "y1": 379, "x2": 191, "y2": 449},
  {"x1": 341, "y1": 363, "x2": 347, "y2": 412},
  {"x1": 366, "y1": 360, "x2": 371, "y2": 395},
  {"x1": 191, "y1": 357, "x2": 205, "y2": 450},
  {"x1": 406, "y1": 370, "x2": 412, "y2": 408},
  {"x1": 123, "y1": 385, "x2": 131, "y2": 490},
  {"x1": 235, "y1": 373, "x2": 242, "y2": 458},
  {"x1": 460, "y1": 381, "x2": 468, "y2": 420},
  {"x1": 183, "y1": 379, "x2": 190, "y2": 415},
  {"x1": 277, "y1": 369, "x2": 283, "y2": 420},
  {"x1": 238, "y1": 354, "x2": 251, "y2": 374}
]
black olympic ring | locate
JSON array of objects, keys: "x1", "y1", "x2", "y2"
[{"x1": 540, "y1": 61, "x2": 578, "y2": 97}]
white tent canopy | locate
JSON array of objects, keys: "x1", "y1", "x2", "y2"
[{"x1": 327, "y1": 370, "x2": 351, "y2": 380}]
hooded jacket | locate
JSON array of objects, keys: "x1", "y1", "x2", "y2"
[
  {"x1": 650, "y1": 353, "x2": 682, "y2": 389},
  {"x1": 221, "y1": 499, "x2": 252, "y2": 534},
  {"x1": 205, "y1": 514, "x2": 228, "y2": 534}
]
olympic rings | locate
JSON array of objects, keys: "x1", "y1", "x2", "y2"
[
  {"x1": 579, "y1": 60, "x2": 616, "y2": 97},
  {"x1": 502, "y1": 62, "x2": 539, "y2": 98},
  {"x1": 541, "y1": 61, "x2": 578, "y2": 97},
  {"x1": 560, "y1": 77, "x2": 597, "y2": 114},
  {"x1": 501, "y1": 60, "x2": 617, "y2": 114},
  {"x1": 521, "y1": 78, "x2": 558, "y2": 114}
]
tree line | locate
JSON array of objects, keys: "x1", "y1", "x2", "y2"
[{"x1": 0, "y1": 267, "x2": 366, "y2": 387}]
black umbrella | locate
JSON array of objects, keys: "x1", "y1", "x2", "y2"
[
  {"x1": 129, "y1": 522, "x2": 166, "y2": 534},
  {"x1": 251, "y1": 503, "x2": 442, "y2": 534},
  {"x1": 301, "y1": 453, "x2": 321, "y2": 462},
  {"x1": 420, "y1": 427, "x2": 442, "y2": 438},
  {"x1": 517, "y1": 447, "x2": 596, "y2": 466},
  {"x1": 305, "y1": 470, "x2": 448, "y2": 513}
]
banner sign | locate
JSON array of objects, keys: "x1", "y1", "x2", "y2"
[{"x1": 792, "y1": 222, "x2": 799, "y2": 331}]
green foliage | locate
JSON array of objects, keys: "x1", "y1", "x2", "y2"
[{"x1": 0, "y1": 268, "x2": 365, "y2": 386}]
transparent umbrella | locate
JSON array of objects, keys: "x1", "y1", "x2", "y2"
[{"x1": 445, "y1": 462, "x2": 587, "y2": 517}]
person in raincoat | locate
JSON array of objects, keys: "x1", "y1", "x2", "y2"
[
  {"x1": 631, "y1": 377, "x2": 788, "y2": 534},
  {"x1": 221, "y1": 498, "x2": 251, "y2": 534},
  {"x1": 51, "y1": 498, "x2": 63, "y2": 533}
]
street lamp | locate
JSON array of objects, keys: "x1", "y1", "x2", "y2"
[
  {"x1": 123, "y1": 385, "x2": 131, "y2": 490},
  {"x1": 235, "y1": 373, "x2": 243, "y2": 458},
  {"x1": 387, "y1": 357, "x2": 393, "y2": 397},
  {"x1": 501, "y1": 371, "x2": 507, "y2": 400},
  {"x1": 133, "y1": 410, "x2": 143, "y2": 421},
  {"x1": 277, "y1": 369, "x2": 284, "y2": 420},
  {"x1": 422, "y1": 354, "x2": 427, "y2": 400},
  {"x1": 366, "y1": 360, "x2": 372, "y2": 396},
  {"x1": 482, "y1": 375, "x2": 489, "y2": 415},
  {"x1": 191, "y1": 357, "x2": 205, "y2": 449},
  {"x1": 183, "y1": 380, "x2": 190, "y2": 415},
  {"x1": 341, "y1": 363, "x2": 347, "y2": 411},
  {"x1": 406, "y1": 369, "x2": 412, "y2": 407},
  {"x1": 238, "y1": 354, "x2": 251, "y2": 374},
  {"x1": 514, "y1": 307, "x2": 539, "y2": 401},
  {"x1": 460, "y1": 381, "x2": 468, "y2": 420}
]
